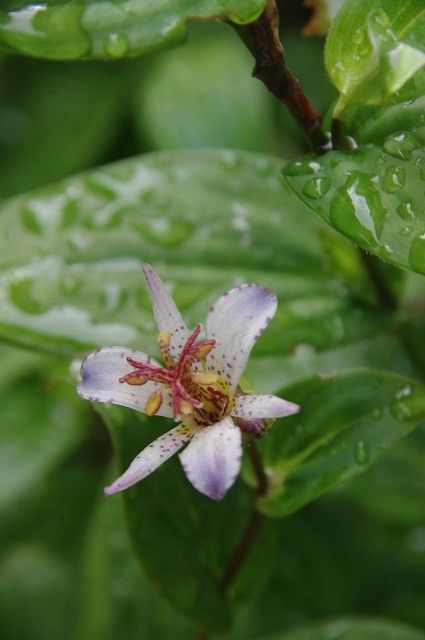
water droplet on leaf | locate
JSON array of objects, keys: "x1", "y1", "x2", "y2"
[
  {"x1": 103, "y1": 33, "x2": 128, "y2": 58},
  {"x1": 302, "y1": 177, "x2": 331, "y2": 199},
  {"x1": 355, "y1": 440, "x2": 370, "y2": 465}
]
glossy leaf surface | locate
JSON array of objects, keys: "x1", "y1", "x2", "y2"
[
  {"x1": 0, "y1": 0, "x2": 266, "y2": 61},
  {"x1": 260, "y1": 617, "x2": 425, "y2": 640},
  {"x1": 283, "y1": 143, "x2": 425, "y2": 275},
  {"x1": 325, "y1": 0, "x2": 425, "y2": 114},
  {"x1": 258, "y1": 369, "x2": 425, "y2": 517},
  {"x1": 0, "y1": 150, "x2": 395, "y2": 367}
]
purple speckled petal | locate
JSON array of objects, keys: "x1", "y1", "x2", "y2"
[
  {"x1": 143, "y1": 264, "x2": 189, "y2": 361},
  {"x1": 104, "y1": 425, "x2": 191, "y2": 495},
  {"x1": 179, "y1": 417, "x2": 241, "y2": 501},
  {"x1": 205, "y1": 284, "x2": 277, "y2": 389},
  {"x1": 77, "y1": 346, "x2": 173, "y2": 417},
  {"x1": 232, "y1": 393, "x2": 299, "y2": 419}
]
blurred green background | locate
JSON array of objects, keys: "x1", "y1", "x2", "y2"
[{"x1": 0, "y1": 2, "x2": 424, "y2": 639}]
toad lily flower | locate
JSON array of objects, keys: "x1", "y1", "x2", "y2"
[{"x1": 77, "y1": 265, "x2": 299, "y2": 501}]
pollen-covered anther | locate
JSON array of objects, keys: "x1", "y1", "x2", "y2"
[
  {"x1": 179, "y1": 399, "x2": 195, "y2": 416},
  {"x1": 191, "y1": 371, "x2": 218, "y2": 385},
  {"x1": 190, "y1": 340, "x2": 216, "y2": 360},
  {"x1": 157, "y1": 330, "x2": 174, "y2": 368},
  {"x1": 145, "y1": 390, "x2": 163, "y2": 416},
  {"x1": 119, "y1": 372, "x2": 149, "y2": 385}
]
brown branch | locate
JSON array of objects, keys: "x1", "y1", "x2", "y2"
[
  {"x1": 220, "y1": 441, "x2": 268, "y2": 591},
  {"x1": 232, "y1": 0, "x2": 330, "y2": 152}
]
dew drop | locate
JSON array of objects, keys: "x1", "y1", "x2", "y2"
[
  {"x1": 381, "y1": 164, "x2": 405, "y2": 193},
  {"x1": 396, "y1": 202, "x2": 415, "y2": 220},
  {"x1": 103, "y1": 32, "x2": 128, "y2": 58},
  {"x1": 408, "y1": 233, "x2": 425, "y2": 274},
  {"x1": 302, "y1": 176, "x2": 331, "y2": 199},
  {"x1": 282, "y1": 159, "x2": 315, "y2": 176},
  {"x1": 135, "y1": 217, "x2": 193, "y2": 247},
  {"x1": 399, "y1": 225, "x2": 412, "y2": 236},
  {"x1": 354, "y1": 440, "x2": 370, "y2": 466},
  {"x1": 383, "y1": 132, "x2": 418, "y2": 160}
]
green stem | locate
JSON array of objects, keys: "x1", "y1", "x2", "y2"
[{"x1": 232, "y1": 0, "x2": 330, "y2": 153}]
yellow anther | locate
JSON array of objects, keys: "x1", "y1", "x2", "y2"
[
  {"x1": 191, "y1": 371, "x2": 218, "y2": 385},
  {"x1": 126, "y1": 374, "x2": 148, "y2": 386},
  {"x1": 179, "y1": 399, "x2": 194, "y2": 416},
  {"x1": 192, "y1": 342, "x2": 215, "y2": 360},
  {"x1": 157, "y1": 330, "x2": 175, "y2": 368},
  {"x1": 145, "y1": 390, "x2": 163, "y2": 416},
  {"x1": 157, "y1": 330, "x2": 171, "y2": 349}
]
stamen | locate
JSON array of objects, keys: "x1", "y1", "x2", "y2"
[
  {"x1": 191, "y1": 371, "x2": 218, "y2": 385},
  {"x1": 119, "y1": 372, "x2": 149, "y2": 385},
  {"x1": 190, "y1": 339, "x2": 215, "y2": 360},
  {"x1": 157, "y1": 330, "x2": 175, "y2": 368},
  {"x1": 145, "y1": 390, "x2": 163, "y2": 416},
  {"x1": 179, "y1": 400, "x2": 194, "y2": 416}
]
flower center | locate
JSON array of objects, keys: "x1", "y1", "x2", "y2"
[{"x1": 119, "y1": 324, "x2": 233, "y2": 425}]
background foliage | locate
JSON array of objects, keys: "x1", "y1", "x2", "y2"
[{"x1": 0, "y1": 0, "x2": 424, "y2": 639}]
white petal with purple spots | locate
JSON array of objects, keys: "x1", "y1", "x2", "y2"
[
  {"x1": 179, "y1": 417, "x2": 242, "y2": 500},
  {"x1": 104, "y1": 425, "x2": 191, "y2": 495},
  {"x1": 205, "y1": 284, "x2": 277, "y2": 389},
  {"x1": 232, "y1": 393, "x2": 299, "y2": 419},
  {"x1": 77, "y1": 347, "x2": 173, "y2": 417},
  {"x1": 143, "y1": 264, "x2": 189, "y2": 361}
]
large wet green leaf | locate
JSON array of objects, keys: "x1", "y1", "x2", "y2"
[
  {"x1": 0, "y1": 150, "x2": 396, "y2": 365},
  {"x1": 283, "y1": 142, "x2": 425, "y2": 275},
  {"x1": 325, "y1": 0, "x2": 425, "y2": 115},
  {"x1": 260, "y1": 617, "x2": 425, "y2": 640},
  {"x1": 99, "y1": 404, "x2": 262, "y2": 633},
  {"x1": 0, "y1": 0, "x2": 266, "y2": 61},
  {"x1": 0, "y1": 57, "x2": 124, "y2": 198},
  {"x1": 258, "y1": 369, "x2": 425, "y2": 517}
]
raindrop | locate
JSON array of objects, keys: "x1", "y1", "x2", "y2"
[
  {"x1": 302, "y1": 177, "x2": 331, "y2": 199},
  {"x1": 329, "y1": 172, "x2": 385, "y2": 248},
  {"x1": 396, "y1": 202, "x2": 415, "y2": 220},
  {"x1": 282, "y1": 159, "x2": 315, "y2": 176},
  {"x1": 381, "y1": 164, "x2": 405, "y2": 193},
  {"x1": 354, "y1": 440, "x2": 370, "y2": 465},
  {"x1": 103, "y1": 32, "x2": 128, "y2": 58},
  {"x1": 135, "y1": 217, "x2": 193, "y2": 247},
  {"x1": 399, "y1": 225, "x2": 412, "y2": 236},
  {"x1": 408, "y1": 233, "x2": 425, "y2": 274},
  {"x1": 383, "y1": 132, "x2": 418, "y2": 160}
]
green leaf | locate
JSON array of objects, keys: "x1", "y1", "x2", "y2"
[
  {"x1": 0, "y1": 0, "x2": 266, "y2": 61},
  {"x1": 345, "y1": 424, "x2": 425, "y2": 525},
  {"x1": 0, "y1": 346, "x2": 89, "y2": 512},
  {"x1": 325, "y1": 0, "x2": 425, "y2": 114},
  {"x1": 344, "y1": 96, "x2": 425, "y2": 146},
  {"x1": 98, "y1": 404, "x2": 258, "y2": 632},
  {"x1": 79, "y1": 480, "x2": 191, "y2": 640},
  {"x1": 259, "y1": 617, "x2": 425, "y2": 640},
  {"x1": 283, "y1": 143, "x2": 425, "y2": 275},
  {"x1": 0, "y1": 57, "x2": 124, "y2": 198},
  {"x1": 135, "y1": 24, "x2": 280, "y2": 154},
  {"x1": 0, "y1": 150, "x2": 395, "y2": 362},
  {"x1": 258, "y1": 369, "x2": 425, "y2": 517}
]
